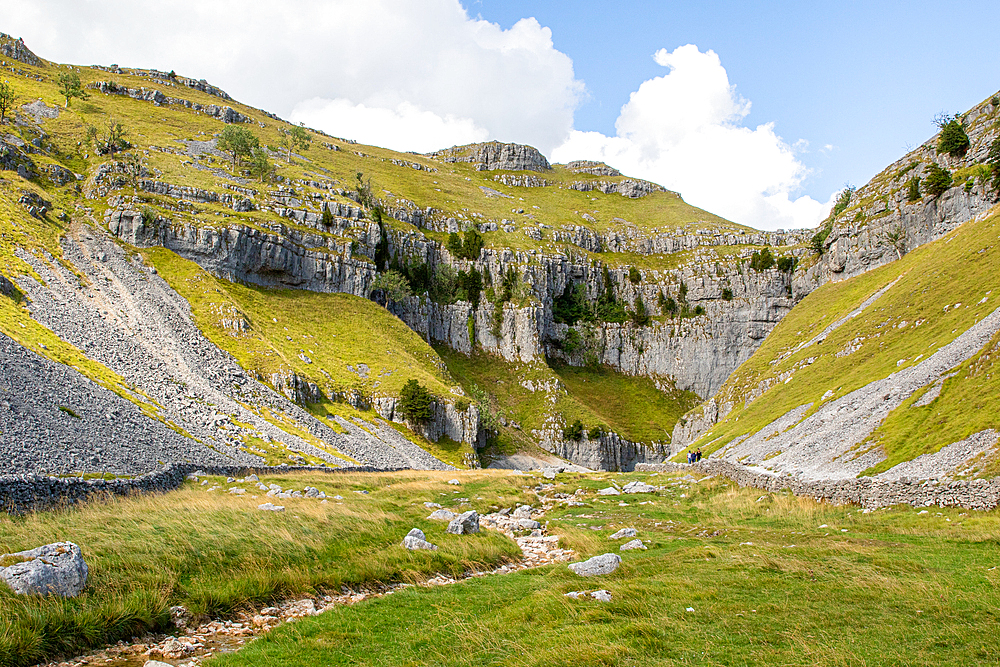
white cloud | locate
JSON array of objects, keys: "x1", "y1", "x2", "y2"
[
  {"x1": 0, "y1": 0, "x2": 583, "y2": 154},
  {"x1": 553, "y1": 45, "x2": 830, "y2": 231},
  {"x1": 290, "y1": 99, "x2": 489, "y2": 153}
]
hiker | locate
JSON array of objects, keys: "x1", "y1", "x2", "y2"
[
  {"x1": 687, "y1": 451, "x2": 693, "y2": 464},
  {"x1": 695, "y1": 448, "x2": 702, "y2": 462}
]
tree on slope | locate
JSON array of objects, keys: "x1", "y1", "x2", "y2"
[
  {"x1": 279, "y1": 124, "x2": 311, "y2": 163},
  {"x1": 0, "y1": 80, "x2": 15, "y2": 124},
  {"x1": 57, "y1": 71, "x2": 88, "y2": 108},
  {"x1": 216, "y1": 125, "x2": 259, "y2": 172},
  {"x1": 399, "y1": 379, "x2": 434, "y2": 424}
]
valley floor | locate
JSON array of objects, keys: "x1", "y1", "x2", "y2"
[{"x1": 3, "y1": 469, "x2": 998, "y2": 667}]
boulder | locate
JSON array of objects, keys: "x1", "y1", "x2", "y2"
[
  {"x1": 513, "y1": 505, "x2": 533, "y2": 518},
  {"x1": 568, "y1": 553, "x2": 621, "y2": 577},
  {"x1": 0, "y1": 542, "x2": 88, "y2": 597},
  {"x1": 620, "y1": 539, "x2": 647, "y2": 551},
  {"x1": 591, "y1": 589, "x2": 613, "y2": 601},
  {"x1": 516, "y1": 518, "x2": 541, "y2": 530},
  {"x1": 446, "y1": 510, "x2": 480, "y2": 535},
  {"x1": 447, "y1": 479, "x2": 461, "y2": 485},
  {"x1": 598, "y1": 487, "x2": 621, "y2": 496},
  {"x1": 609, "y1": 527, "x2": 637, "y2": 540},
  {"x1": 402, "y1": 528, "x2": 438, "y2": 551},
  {"x1": 622, "y1": 481, "x2": 657, "y2": 494},
  {"x1": 427, "y1": 509, "x2": 457, "y2": 521}
]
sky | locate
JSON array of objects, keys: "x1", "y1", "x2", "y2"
[{"x1": 1, "y1": 0, "x2": 998, "y2": 231}]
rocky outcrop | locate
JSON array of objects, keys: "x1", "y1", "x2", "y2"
[
  {"x1": 541, "y1": 429, "x2": 669, "y2": 472},
  {"x1": 428, "y1": 142, "x2": 551, "y2": 172},
  {"x1": 565, "y1": 160, "x2": 621, "y2": 177},
  {"x1": 569, "y1": 178, "x2": 667, "y2": 199},
  {"x1": 89, "y1": 81, "x2": 253, "y2": 123},
  {"x1": 0, "y1": 33, "x2": 42, "y2": 67}
]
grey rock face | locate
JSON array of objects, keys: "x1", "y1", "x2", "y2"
[
  {"x1": 0, "y1": 33, "x2": 42, "y2": 66},
  {"x1": 0, "y1": 542, "x2": 88, "y2": 597},
  {"x1": 446, "y1": 510, "x2": 480, "y2": 535},
  {"x1": 568, "y1": 553, "x2": 621, "y2": 577},
  {"x1": 565, "y1": 160, "x2": 621, "y2": 177},
  {"x1": 429, "y1": 142, "x2": 551, "y2": 172}
]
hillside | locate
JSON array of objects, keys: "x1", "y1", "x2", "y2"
[
  {"x1": 3, "y1": 32, "x2": 999, "y2": 481},
  {"x1": 673, "y1": 94, "x2": 1000, "y2": 482},
  {"x1": 0, "y1": 33, "x2": 813, "y2": 475}
]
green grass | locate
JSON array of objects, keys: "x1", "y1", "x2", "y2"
[
  {"x1": 548, "y1": 360, "x2": 699, "y2": 443},
  {"x1": 143, "y1": 248, "x2": 457, "y2": 400},
  {"x1": 205, "y1": 471, "x2": 1000, "y2": 667},
  {"x1": 0, "y1": 470, "x2": 525, "y2": 667},
  {"x1": 680, "y1": 208, "x2": 1000, "y2": 471}
]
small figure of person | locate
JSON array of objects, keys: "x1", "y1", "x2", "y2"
[{"x1": 695, "y1": 448, "x2": 702, "y2": 462}]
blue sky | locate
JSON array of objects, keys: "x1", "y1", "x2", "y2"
[
  {"x1": 2, "y1": 0, "x2": 997, "y2": 230},
  {"x1": 468, "y1": 0, "x2": 1000, "y2": 210}
]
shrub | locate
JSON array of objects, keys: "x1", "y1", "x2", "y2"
[
  {"x1": 659, "y1": 292, "x2": 678, "y2": 316},
  {"x1": 721, "y1": 288, "x2": 733, "y2": 301},
  {"x1": 430, "y1": 264, "x2": 459, "y2": 304},
  {"x1": 399, "y1": 380, "x2": 434, "y2": 424},
  {"x1": 457, "y1": 267, "x2": 483, "y2": 308},
  {"x1": 694, "y1": 305, "x2": 705, "y2": 316},
  {"x1": 454, "y1": 399, "x2": 470, "y2": 412},
  {"x1": 631, "y1": 296, "x2": 651, "y2": 326},
  {"x1": 321, "y1": 205, "x2": 334, "y2": 226},
  {"x1": 937, "y1": 119, "x2": 971, "y2": 158},
  {"x1": 924, "y1": 163, "x2": 953, "y2": 197},
  {"x1": 776, "y1": 256, "x2": 797, "y2": 273},
  {"x1": 370, "y1": 270, "x2": 412, "y2": 306},
  {"x1": 141, "y1": 207, "x2": 157, "y2": 226},
  {"x1": 906, "y1": 177, "x2": 922, "y2": 202},
  {"x1": 987, "y1": 138, "x2": 1000, "y2": 193},
  {"x1": 447, "y1": 232, "x2": 463, "y2": 255},
  {"x1": 811, "y1": 221, "x2": 833, "y2": 255},
  {"x1": 0, "y1": 80, "x2": 15, "y2": 124},
  {"x1": 678, "y1": 282, "x2": 688, "y2": 303},
  {"x1": 628, "y1": 266, "x2": 641, "y2": 284},
  {"x1": 562, "y1": 327, "x2": 583, "y2": 354},
  {"x1": 749, "y1": 247, "x2": 775, "y2": 272},
  {"x1": 588, "y1": 425, "x2": 605, "y2": 440},
  {"x1": 832, "y1": 185, "x2": 855, "y2": 217},
  {"x1": 462, "y1": 229, "x2": 484, "y2": 260},
  {"x1": 563, "y1": 419, "x2": 584, "y2": 441}
]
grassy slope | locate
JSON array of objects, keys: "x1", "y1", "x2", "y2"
[
  {"x1": 185, "y1": 470, "x2": 1000, "y2": 667},
  {"x1": 679, "y1": 207, "x2": 1000, "y2": 474},
  {"x1": 0, "y1": 470, "x2": 526, "y2": 667},
  {"x1": 439, "y1": 348, "x2": 700, "y2": 459}
]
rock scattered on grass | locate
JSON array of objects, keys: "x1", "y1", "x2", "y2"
[
  {"x1": 568, "y1": 553, "x2": 621, "y2": 577},
  {"x1": 401, "y1": 528, "x2": 438, "y2": 551},
  {"x1": 447, "y1": 479, "x2": 461, "y2": 485},
  {"x1": 258, "y1": 503, "x2": 285, "y2": 512},
  {"x1": 427, "y1": 509, "x2": 457, "y2": 521},
  {"x1": 620, "y1": 539, "x2": 646, "y2": 551},
  {"x1": 609, "y1": 527, "x2": 637, "y2": 540},
  {"x1": 446, "y1": 510, "x2": 480, "y2": 535},
  {"x1": 598, "y1": 487, "x2": 621, "y2": 496},
  {"x1": 622, "y1": 481, "x2": 656, "y2": 494}
]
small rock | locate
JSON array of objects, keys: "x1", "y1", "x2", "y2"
[
  {"x1": 591, "y1": 589, "x2": 613, "y2": 602},
  {"x1": 428, "y1": 509, "x2": 457, "y2": 521},
  {"x1": 424, "y1": 502, "x2": 442, "y2": 509},
  {"x1": 446, "y1": 510, "x2": 480, "y2": 535},
  {"x1": 598, "y1": 487, "x2": 621, "y2": 496},
  {"x1": 568, "y1": 553, "x2": 621, "y2": 577},
  {"x1": 144, "y1": 662, "x2": 174, "y2": 667},
  {"x1": 447, "y1": 479, "x2": 461, "y2": 485},
  {"x1": 170, "y1": 605, "x2": 192, "y2": 629},
  {"x1": 564, "y1": 590, "x2": 586, "y2": 599},
  {"x1": 620, "y1": 539, "x2": 646, "y2": 551},
  {"x1": 258, "y1": 503, "x2": 285, "y2": 512},
  {"x1": 402, "y1": 528, "x2": 438, "y2": 551},
  {"x1": 244, "y1": 474, "x2": 260, "y2": 482},
  {"x1": 609, "y1": 528, "x2": 637, "y2": 540},
  {"x1": 516, "y1": 518, "x2": 541, "y2": 530},
  {"x1": 622, "y1": 481, "x2": 656, "y2": 494}
]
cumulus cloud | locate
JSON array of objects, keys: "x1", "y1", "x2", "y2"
[
  {"x1": 0, "y1": 0, "x2": 583, "y2": 154},
  {"x1": 553, "y1": 45, "x2": 831, "y2": 231},
  {"x1": 290, "y1": 99, "x2": 489, "y2": 153}
]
